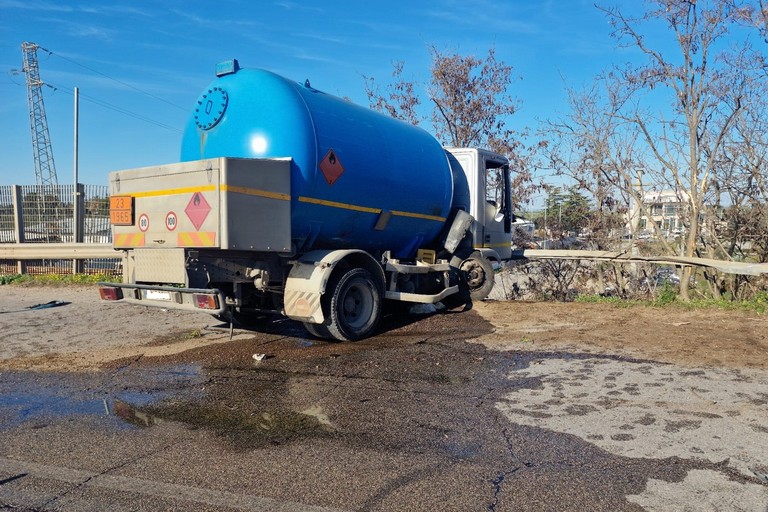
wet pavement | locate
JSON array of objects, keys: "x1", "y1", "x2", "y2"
[{"x1": 0, "y1": 308, "x2": 766, "y2": 511}]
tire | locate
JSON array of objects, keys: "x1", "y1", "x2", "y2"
[
  {"x1": 214, "y1": 309, "x2": 269, "y2": 328},
  {"x1": 459, "y1": 252, "x2": 495, "y2": 301},
  {"x1": 303, "y1": 321, "x2": 332, "y2": 339},
  {"x1": 324, "y1": 267, "x2": 382, "y2": 341}
]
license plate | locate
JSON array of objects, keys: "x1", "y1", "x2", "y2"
[{"x1": 145, "y1": 290, "x2": 172, "y2": 301}]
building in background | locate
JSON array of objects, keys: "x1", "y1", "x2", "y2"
[{"x1": 628, "y1": 189, "x2": 689, "y2": 239}]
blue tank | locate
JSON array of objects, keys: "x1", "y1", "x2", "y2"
[{"x1": 179, "y1": 63, "x2": 454, "y2": 259}]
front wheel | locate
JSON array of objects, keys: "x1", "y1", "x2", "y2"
[
  {"x1": 459, "y1": 252, "x2": 495, "y2": 301},
  {"x1": 322, "y1": 267, "x2": 382, "y2": 341}
]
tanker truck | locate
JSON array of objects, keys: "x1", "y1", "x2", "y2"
[{"x1": 98, "y1": 59, "x2": 515, "y2": 341}]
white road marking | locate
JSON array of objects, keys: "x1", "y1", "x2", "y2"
[{"x1": 0, "y1": 457, "x2": 348, "y2": 512}]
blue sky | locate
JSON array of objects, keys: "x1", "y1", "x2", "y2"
[{"x1": 0, "y1": 0, "x2": 628, "y2": 190}]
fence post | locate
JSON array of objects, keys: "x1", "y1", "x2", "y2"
[{"x1": 12, "y1": 185, "x2": 26, "y2": 274}]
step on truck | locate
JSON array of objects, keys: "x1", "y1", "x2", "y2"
[{"x1": 99, "y1": 60, "x2": 515, "y2": 341}]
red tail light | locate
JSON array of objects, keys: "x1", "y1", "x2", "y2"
[
  {"x1": 193, "y1": 293, "x2": 219, "y2": 310},
  {"x1": 99, "y1": 286, "x2": 123, "y2": 301}
]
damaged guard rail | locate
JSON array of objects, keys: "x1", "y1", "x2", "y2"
[
  {"x1": 0, "y1": 243, "x2": 119, "y2": 275},
  {"x1": 0, "y1": 243, "x2": 117, "y2": 260},
  {"x1": 515, "y1": 249, "x2": 768, "y2": 276},
  {"x1": 1, "y1": 244, "x2": 767, "y2": 277}
]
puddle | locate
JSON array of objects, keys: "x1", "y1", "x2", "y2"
[
  {"x1": 0, "y1": 363, "x2": 335, "y2": 450},
  {"x1": 0, "y1": 365, "x2": 203, "y2": 430},
  {"x1": 135, "y1": 401, "x2": 335, "y2": 450},
  {"x1": 112, "y1": 399, "x2": 164, "y2": 428}
]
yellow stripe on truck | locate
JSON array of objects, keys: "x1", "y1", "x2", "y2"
[
  {"x1": 130, "y1": 184, "x2": 290, "y2": 201},
  {"x1": 390, "y1": 209, "x2": 446, "y2": 222},
  {"x1": 130, "y1": 185, "x2": 218, "y2": 198},
  {"x1": 177, "y1": 232, "x2": 217, "y2": 247},
  {"x1": 114, "y1": 233, "x2": 145, "y2": 247},
  {"x1": 222, "y1": 184, "x2": 290, "y2": 201},
  {"x1": 298, "y1": 196, "x2": 445, "y2": 222}
]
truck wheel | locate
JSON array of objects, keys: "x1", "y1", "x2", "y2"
[
  {"x1": 215, "y1": 309, "x2": 268, "y2": 328},
  {"x1": 460, "y1": 252, "x2": 495, "y2": 301},
  {"x1": 325, "y1": 267, "x2": 382, "y2": 341},
  {"x1": 303, "y1": 322, "x2": 331, "y2": 339}
]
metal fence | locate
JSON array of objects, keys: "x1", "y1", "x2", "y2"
[{"x1": 0, "y1": 184, "x2": 121, "y2": 276}]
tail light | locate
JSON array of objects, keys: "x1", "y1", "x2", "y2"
[
  {"x1": 193, "y1": 293, "x2": 219, "y2": 310},
  {"x1": 99, "y1": 286, "x2": 123, "y2": 301}
]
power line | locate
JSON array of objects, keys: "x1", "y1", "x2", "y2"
[
  {"x1": 38, "y1": 45, "x2": 188, "y2": 112},
  {"x1": 46, "y1": 81, "x2": 183, "y2": 133},
  {"x1": 8, "y1": 43, "x2": 187, "y2": 133}
]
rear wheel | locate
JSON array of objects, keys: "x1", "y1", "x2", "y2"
[
  {"x1": 323, "y1": 267, "x2": 382, "y2": 341},
  {"x1": 214, "y1": 309, "x2": 269, "y2": 328},
  {"x1": 303, "y1": 321, "x2": 331, "y2": 339}
]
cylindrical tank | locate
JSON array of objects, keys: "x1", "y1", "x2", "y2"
[{"x1": 180, "y1": 64, "x2": 453, "y2": 259}]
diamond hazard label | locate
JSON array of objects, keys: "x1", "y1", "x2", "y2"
[
  {"x1": 185, "y1": 192, "x2": 211, "y2": 231},
  {"x1": 319, "y1": 148, "x2": 345, "y2": 186}
]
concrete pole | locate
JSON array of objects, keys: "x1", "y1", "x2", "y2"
[{"x1": 72, "y1": 87, "x2": 82, "y2": 273}]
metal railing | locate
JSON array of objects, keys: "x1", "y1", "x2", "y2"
[{"x1": 0, "y1": 184, "x2": 121, "y2": 277}]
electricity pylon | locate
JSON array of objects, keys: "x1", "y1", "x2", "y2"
[{"x1": 21, "y1": 41, "x2": 59, "y2": 187}]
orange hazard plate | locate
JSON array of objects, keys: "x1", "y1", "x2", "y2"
[{"x1": 110, "y1": 195, "x2": 134, "y2": 225}]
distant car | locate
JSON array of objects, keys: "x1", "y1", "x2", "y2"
[
  {"x1": 641, "y1": 268, "x2": 680, "y2": 288},
  {"x1": 636, "y1": 231, "x2": 653, "y2": 240}
]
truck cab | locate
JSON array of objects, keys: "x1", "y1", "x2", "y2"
[{"x1": 445, "y1": 148, "x2": 513, "y2": 262}]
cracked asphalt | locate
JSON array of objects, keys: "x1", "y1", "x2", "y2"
[{"x1": 0, "y1": 286, "x2": 767, "y2": 511}]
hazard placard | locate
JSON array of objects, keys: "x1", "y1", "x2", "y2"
[
  {"x1": 185, "y1": 192, "x2": 211, "y2": 231},
  {"x1": 319, "y1": 148, "x2": 345, "y2": 186}
]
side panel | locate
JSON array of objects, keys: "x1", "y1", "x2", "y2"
[
  {"x1": 445, "y1": 150, "x2": 483, "y2": 249},
  {"x1": 220, "y1": 158, "x2": 292, "y2": 252}
]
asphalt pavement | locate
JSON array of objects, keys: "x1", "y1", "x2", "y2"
[{"x1": 0, "y1": 303, "x2": 766, "y2": 511}]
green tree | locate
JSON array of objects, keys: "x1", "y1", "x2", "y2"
[{"x1": 544, "y1": 187, "x2": 593, "y2": 236}]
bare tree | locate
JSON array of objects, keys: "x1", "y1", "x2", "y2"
[
  {"x1": 363, "y1": 61, "x2": 422, "y2": 126},
  {"x1": 364, "y1": 45, "x2": 541, "y2": 208},
  {"x1": 542, "y1": 80, "x2": 658, "y2": 246},
  {"x1": 426, "y1": 46, "x2": 518, "y2": 149},
  {"x1": 596, "y1": 0, "x2": 760, "y2": 300}
]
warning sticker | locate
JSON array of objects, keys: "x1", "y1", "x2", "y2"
[
  {"x1": 138, "y1": 213, "x2": 150, "y2": 232},
  {"x1": 165, "y1": 211, "x2": 178, "y2": 231},
  {"x1": 185, "y1": 192, "x2": 211, "y2": 231},
  {"x1": 319, "y1": 148, "x2": 345, "y2": 186}
]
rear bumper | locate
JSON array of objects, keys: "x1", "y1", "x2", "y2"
[{"x1": 97, "y1": 282, "x2": 227, "y2": 315}]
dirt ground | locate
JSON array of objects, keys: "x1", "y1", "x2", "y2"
[
  {"x1": 1, "y1": 284, "x2": 766, "y2": 371},
  {"x1": 473, "y1": 300, "x2": 768, "y2": 370}
]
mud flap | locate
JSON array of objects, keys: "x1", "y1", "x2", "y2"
[{"x1": 284, "y1": 259, "x2": 333, "y2": 324}]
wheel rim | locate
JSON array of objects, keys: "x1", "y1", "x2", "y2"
[
  {"x1": 339, "y1": 278, "x2": 375, "y2": 330},
  {"x1": 461, "y1": 259, "x2": 486, "y2": 290}
]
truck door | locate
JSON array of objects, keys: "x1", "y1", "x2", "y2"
[{"x1": 481, "y1": 158, "x2": 513, "y2": 260}]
